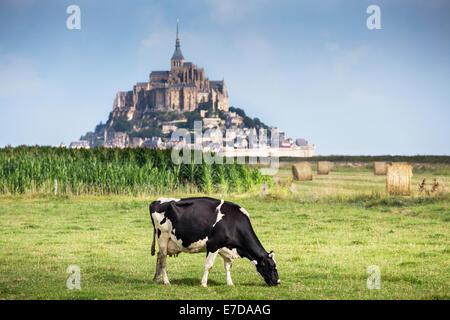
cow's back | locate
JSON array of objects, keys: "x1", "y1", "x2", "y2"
[{"x1": 151, "y1": 197, "x2": 222, "y2": 249}]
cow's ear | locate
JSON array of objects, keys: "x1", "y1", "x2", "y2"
[{"x1": 268, "y1": 251, "x2": 275, "y2": 258}]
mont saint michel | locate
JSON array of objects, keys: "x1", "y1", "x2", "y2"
[
  {"x1": 111, "y1": 22, "x2": 229, "y2": 120},
  {"x1": 78, "y1": 23, "x2": 315, "y2": 157}
]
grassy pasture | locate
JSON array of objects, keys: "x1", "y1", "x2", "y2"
[{"x1": 0, "y1": 163, "x2": 448, "y2": 300}]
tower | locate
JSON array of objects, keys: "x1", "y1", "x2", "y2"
[{"x1": 171, "y1": 19, "x2": 184, "y2": 71}]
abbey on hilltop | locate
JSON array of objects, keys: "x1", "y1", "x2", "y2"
[
  {"x1": 110, "y1": 21, "x2": 229, "y2": 123},
  {"x1": 76, "y1": 22, "x2": 315, "y2": 157}
]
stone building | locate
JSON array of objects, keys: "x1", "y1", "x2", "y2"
[
  {"x1": 109, "y1": 22, "x2": 229, "y2": 125},
  {"x1": 104, "y1": 132, "x2": 129, "y2": 148},
  {"x1": 69, "y1": 140, "x2": 90, "y2": 149}
]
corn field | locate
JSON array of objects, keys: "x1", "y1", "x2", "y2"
[{"x1": 0, "y1": 146, "x2": 270, "y2": 195}]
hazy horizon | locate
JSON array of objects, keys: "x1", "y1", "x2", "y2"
[{"x1": 0, "y1": 0, "x2": 449, "y2": 155}]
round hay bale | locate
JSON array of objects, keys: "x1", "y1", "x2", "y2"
[
  {"x1": 386, "y1": 163, "x2": 412, "y2": 196},
  {"x1": 374, "y1": 161, "x2": 387, "y2": 175},
  {"x1": 292, "y1": 162, "x2": 312, "y2": 181},
  {"x1": 317, "y1": 161, "x2": 332, "y2": 175}
]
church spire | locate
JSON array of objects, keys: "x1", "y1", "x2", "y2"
[
  {"x1": 172, "y1": 19, "x2": 184, "y2": 61},
  {"x1": 176, "y1": 19, "x2": 180, "y2": 48}
]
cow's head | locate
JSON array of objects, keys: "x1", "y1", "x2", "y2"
[{"x1": 255, "y1": 251, "x2": 280, "y2": 286}]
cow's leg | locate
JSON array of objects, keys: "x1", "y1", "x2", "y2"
[
  {"x1": 201, "y1": 250, "x2": 218, "y2": 287},
  {"x1": 224, "y1": 258, "x2": 234, "y2": 286},
  {"x1": 153, "y1": 251, "x2": 162, "y2": 283},
  {"x1": 160, "y1": 253, "x2": 170, "y2": 285},
  {"x1": 219, "y1": 251, "x2": 234, "y2": 286},
  {"x1": 157, "y1": 233, "x2": 171, "y2": 285}
]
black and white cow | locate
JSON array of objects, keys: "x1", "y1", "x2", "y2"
[{"x1": 149, "y1": 197, "x2": 280, "y2": 287}]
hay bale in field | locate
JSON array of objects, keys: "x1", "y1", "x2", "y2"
[
  {"x1": 292, "y1": 162, "x2": 312, "y2": 181},
  {"x1": 317, "y1": 161, "x2": 332, "y2": 175},
  {"x1": 386, "y1": 163, "x2": 412, "y2": 196},
  {"x1": 373, "y1": 161, "x2": 387, "y2": 175}
]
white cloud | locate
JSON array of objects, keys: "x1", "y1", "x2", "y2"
[
  {"x1": 1, "y1": 0, "x2": 35, "y2": 11},
  {"x1": 412, "y1": 0, "x2": 450, "y2": 9},
  {"x1": 140, "y1": 28, "x2": 173, "y2": 52},
  {"x1": 331, "y1": 45, "x2": 370, "y2": 77},
  {"x1": 235, "y1": 33, "x2": 273, "y2": 63},
  {"x1": 202, "y1": 0, "x2": 270, "y2": 23},
  {"x1": 0, "y1": 54, "x2": 43, "y2": 98},
  {"x1": 348, "y1": 89, "x2": 385, "y2": 106},
  {"x1": 324, "y1": 42, "x2": 339, "y2": 52}
]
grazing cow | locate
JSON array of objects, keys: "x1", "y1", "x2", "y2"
[{"x1": 149, "y1": 197, "x2": 280, "y2": 287}]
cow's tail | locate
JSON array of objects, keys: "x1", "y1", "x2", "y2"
[
  {"x1": 149, "y1": 203, "x2": 156, "y2": 256},
  {"x1": 151, "y1": 227, "x2": 156, "y2": 256}
]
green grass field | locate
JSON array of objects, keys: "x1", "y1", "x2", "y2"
[{"x1": 0, "y1": 164, "x2": 449, "y2": 299}]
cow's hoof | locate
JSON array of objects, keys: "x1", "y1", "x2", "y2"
[
  {"x1": 163, "y1": 281, "x2": 171, "y2": 286},
  {"x1": 227, "y1": 282, "x2": 234, "y2": 286},
  {"x1": 201, "y1": 283, "x2": 208, "y2": 288},
  {"x1": 153, "y1": 278, "x2": 161, "y2": 284}
]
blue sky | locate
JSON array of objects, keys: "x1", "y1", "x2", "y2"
[{"x1": 0, "y1": 0, "x2": 449, "y2": 155}]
